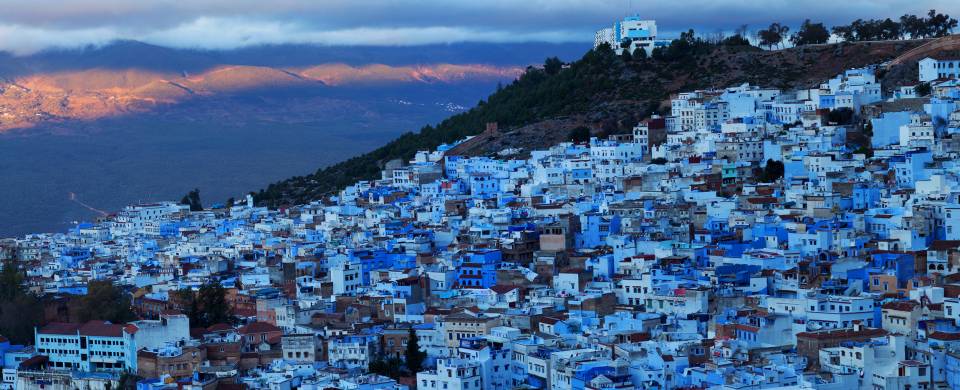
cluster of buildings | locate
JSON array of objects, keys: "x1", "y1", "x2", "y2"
[{"x1": 4, "y1": 50, "x2": 960, "y2": 390}]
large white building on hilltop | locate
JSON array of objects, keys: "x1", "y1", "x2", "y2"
[{"x1": 594, "y1": 16, "x2": 670, "y2": 56}]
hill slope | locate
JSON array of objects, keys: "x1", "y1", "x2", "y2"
[{"x1": 251, "y1": 38, "x2": 927, "y2": 207}]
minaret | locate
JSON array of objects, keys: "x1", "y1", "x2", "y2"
[{"x1": 282, "y1": 247, "x2": 297, "y2": 298}]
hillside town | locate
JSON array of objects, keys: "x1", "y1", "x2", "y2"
[{"x1": 7, "y1": 32, "x2": 960, "y2": 390}]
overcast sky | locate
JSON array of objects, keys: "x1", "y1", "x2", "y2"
[{"x1": 1, "y1": 0, "x2": 957, "y2": 55}]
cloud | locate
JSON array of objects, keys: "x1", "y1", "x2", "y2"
[
  {"x1": 0, "y1": 0, "x2": 956, "y2": 55},
  {"x1": 0, "y1": 24, "x2": 118, "y2": 55},
  {"x1": 139, "y1": 18, "x2": 585, "y2": 50}
]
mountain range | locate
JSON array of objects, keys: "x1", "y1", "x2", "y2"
[
  {"x1": 0, "y1": 41, "x2": 591, "y2": 132},
  {"x1": 0, "y1": 62, "x2": 523, "y2": 131}
]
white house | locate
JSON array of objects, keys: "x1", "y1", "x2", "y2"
[
  {"x1": 919, "y1": 56, "x2": 960, "y2": 82},
  {"x1": 417, "y1": 358, "x2": 483, "y2": 390},
  {"x1": 35, "y1": 321, "x2": 138, "y2": 373}
]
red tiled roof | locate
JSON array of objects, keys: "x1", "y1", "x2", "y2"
[
  {"x1": 931, "y1": 241, "x2": 960, "y2": 251},
  {"x1": 18, "y1": 355, "x2": 47, "y2": 370},
  {"x1": 39, "y1": 321, "x2": 131, "y2": 337},
  {"x1": 38, "y1": 322, "x2": 82, "y2": 335},
  {"x1": 267, "y1": 334, "x2": 283, "y2": 344},
  {"x1": 79, "y1": 321, "x2": 128, "y2": 337},
  {"x1": 206, "y1": 323, "x2": 235, "y2": 333},
  {"x1": 540, "y1": 317, "x2": 561, "y2": 325},
  {"x1": 238, "y1": 321, "x2": 281, "y2": 335},
  {"x1": 929, "y1": 331, "x2": 960, "y2": 341},
  {"x1": 881, "y1": 301, "x2": 919, "y2": 312}
]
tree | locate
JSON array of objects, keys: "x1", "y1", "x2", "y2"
[
  {"x1": 826, "y1": 108, "x2": 855, "y2": 125},
  {"x1": 722, "y1": 34, "x2": 751, "y2": 46},
  {"x1": 368, "y1": 356, "x2": 386, "y2": 376},
  {"x1": 568, "y1": 127, "x2": 591, "y2": 143},
  {"x1": 757, "y1": 160, "x2": 785, "y2": 182},
  {"x1": 404, "y1": 327, "x2": 427, "y2": 373},
  {"x1": 650, "y1": 157, "x2": 668, "y2": 165},
  {"x1": 679, "y1": 29, "x2": 697, "y2": 45},
  {"x1": 78, "y1": 281, "x2": 135, "y2": 324},
  {"x1": 175, "y1": 281, "x2": 232, "y2": 328},
  {"x1": 196, "y1": 279, "x2": 233, "y2": 326},
  {"x1": 791, "y1": 19, "x2": 830, "y2": 45},
  {"x1": 174, "y1": 288, "x2": 203, "y2": 326},
  {"x1": 900, "y1": 14, "x2": 926, "y2": 38},
  {"x1": 706, "y1": 29, "x2": 726, "y2": 44},
  {"x1": 632, "y1": 48, "x2": 647, "y2": 62},
  {"x1": 650, "y1": 46, "x2": 665, "y2": 60},
  {"x1": 0, "y1": 259, "x2": 24, "y2": 302},
  {"x1": 369, "y1": 352, "x2": 403, "y2": 379},
  {"x1": 915, "y1": 82, "x2": 932, "y2": 97},
  {"x1": 619, "y1": 49, "x2": 633, "y2": 62},
  {"x1": 850, "y1": 19, "x2": 875, "y2": 41},
  {"x1": 594, "y1": 42, "x2": 614, "y2": 56},
  {"x1": 734, "y1": 24, "x2": 750, "y2": 39},
  {"x1": 757, "y1": 23, "x2": 789, "y2": 49},
  {"x1": 0, "y1": 259, "x2": 43, "y2": 344},
  {"x1": 833, "y1": 11, "x2": 955, "y2": 42},
  {"x1": 832, "y1": 24, "x2": 856, "y2": 41},
  {"x1": 118, "y1": 373, "x2": 143, "y2": 390},
  {"x1": 543, "y1": 57, "x2": 563, "y2": 76},
  {"x1": 180, "y1": 188, "x2": 203, "y2": 211},
  {"x1": 926, "y1": 9, "x2": 959, "y2": 38},
  {"x1": 878, "y1": 18, "x2": 902, "y2": 40}
]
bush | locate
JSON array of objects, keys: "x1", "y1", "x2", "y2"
[
  {"x1": 569, "y1": 127, "x2": 591, "y2": 143},
  {"x1": 826, "y1": 108, "x2": 855, "y2": 125},
  {"x1": 757, "y1": 159, "x2": 785, "y2": 182}
]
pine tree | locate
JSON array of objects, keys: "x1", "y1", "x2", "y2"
[
  {"x1": 197, "y1": 279, "x2": 232, "y2": 326},
  {"x1": 0, "y1": 259, "x2": 23, "y2": 302},
  {"x1": 404, "y1": 327, "x2": 427, "y2": 373}
]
